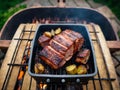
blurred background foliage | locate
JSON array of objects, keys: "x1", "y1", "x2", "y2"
[
  {"x1": 93, "y1": 0, "x2": 120, "y2": 20},
  {"x1": 92, "y1": 0, "x2": 120, "y2": 38},
  {"x1": 0, "y1": 0, "x2": 26, "y2": 30}
]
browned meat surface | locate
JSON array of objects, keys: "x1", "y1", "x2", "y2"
[
  {"x1": 76, "y1": 49, "x2": 90, "y2": 64},
  {"x1": 38, "y1": 35, "x2": 51, "y2": 47},
  {"x1": 39, "y1": 29, "x2": 84, "y2": 69},
  {"x1": 62, "y1": 29, "x2": 84, "y2": 52},
  {"x1": 40, "y1": 46, "x2": 65, "y2": 69},
  {"x1": 53, "y1": 34, "x2": 73, "y2": 48},
  {"x1": 49, "y1": 39, "x2": 68, "y2": 55},
  {"x1": 50, "y1": 40, "x2": 74, "y2": 61},
  {"x1": 64, "y1": 29, "x2": 83, "y2": 39},
  {"x1": 53, "y1": 34, "x2": 74, "y2": 61}
]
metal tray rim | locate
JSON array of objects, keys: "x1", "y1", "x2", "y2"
[{"x1": 28, "y1": 24, "x2": 97, "y2": 78}]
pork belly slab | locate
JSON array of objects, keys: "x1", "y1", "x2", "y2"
[
  {"x1": 39, "y1": 29, "x2": 84, "y2": 69},
  {"x1": 62, "y1": 30, "x2": 84, "y2": 52},
  {"x1": 53, "y1": 34, "x2": 74, "y2": 61},
  {"x1": 40, "y1": 46, "x2": 66, "y2": 69},
  {"x1": 76, "y1": 49, "x2": 90, "y2": 64}
]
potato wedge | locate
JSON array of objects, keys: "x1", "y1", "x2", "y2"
[
  {"x1": 51, "y1": 29, "x2": 55, "y2": 36},
  {"x1": 34, "y1": 63, "x2": 45, "y2": 74},
  {"x1": 77, "y1": 65, "x2": 87, "y2": 74},
  {"x1": 44, "y1": 31, "x2": 52, "y2": 38},
  {"x1": 55, "y1": 28, "x2": 62, "y2": 35},
  {"x1": 66, "y1": 64, "x2": 77, "y2": 74}
]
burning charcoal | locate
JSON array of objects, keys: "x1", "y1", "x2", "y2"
[
  {"x1": 39, "y1": 83, "x2": 47, "y2": 90},
  {"x1": 18, "y1": 70, "x2": 24, "y2": 80},
  {"x1": 44, "y1": 69, "x2": 49, "y2": 74}
]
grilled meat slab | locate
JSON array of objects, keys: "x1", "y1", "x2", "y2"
[
  {"x1": 62, "y1": 30, "x2": 84, "y2": 52},
  {"x1": 40, "y1": 46, "x2": 65, "y2": 69},
  {"x1": 39, "y1": 29, "x2": 84, "y2": 69}
]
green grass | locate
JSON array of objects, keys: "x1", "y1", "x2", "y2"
[
  {"x1": 93, "y1": 0, "x2": 120, "y2": 20},
  {"x1": 0, "y1": 0, "x2": 26, "y2": 30}
]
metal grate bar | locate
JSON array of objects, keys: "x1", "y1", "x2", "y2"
[
  {"x1": 86, "y1": 84, "x2": 88, "y2": 90},
  {"x1": 93, "y1": 78, "x2": 115, "y2": 81},
  {"x1": 96, "y1": 68, "x2": 103, "y2": 90},
  {"x1": 2, "y1": 26, "x2": 26, "y2": 90},
  {"x1": 7, "y1": 63, "x2": 28, "y2": 66},
  {"x1": 14, "y1": 38, "x2": 33, "y2": 41},
  {"x1": 14, "y1": 25, "x2": 33, "y2": 90},
  {"x1": 23, "y1": 30, "x2": 35, "y2": 32},
  {"x1": 29, "y1": 77, "x2": 32, "y2": 90},
  {"x1": 89, "y1": 31, "x2": 99, "y2": 33},
  {"x1": 92, "y1": 77, "x2": 96, "y2": 90}
]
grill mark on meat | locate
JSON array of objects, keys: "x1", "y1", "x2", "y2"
[
  {"x1": 39, "y1": 29, "x2": 85, "y2": 69},
  {"x1": 38, "y1": 34, "x2": 51, "y2": 47},
  {"x1": 62, "y1": 31, "x2": 78, "y2": 41},
  {"x1": 65, "y1": 29, "x2": 83, "y2": 39},
  {"x1": 53, "y1": 34, "x2": 73, "y2": 48},
  {"x1": 62, "y1": 29, "x2": 84, "y2": 52},
  {"x1": 49, "y1": 39, "x2": 68, "y2": 55},
  {"x1": 40, "y1": 46, "x2": 64, "y2": 66}
]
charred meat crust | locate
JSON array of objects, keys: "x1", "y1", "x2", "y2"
[
  {"x1": 64, "y1": 29, "x2": 83, "y2": 39},
  {"x1": 49, "y1": 39, "x2": 68, "y2": 55},
  {"x1": 38, "y1": 35, "x2": 51, "y2": 47},
  {"x1": 39, "y1": 29, "x2": 85, "y2": 69},
  {"x1": 53, "y1": 34, "x2": 73, "y2": 48},
  {"x1": 39, "y1": 46, "x2": 65, "y2": 69},
  {"x1": 76, "y1": 49, "x2": 90, "y2": 64},
  {"x1": 62, "y1": 29, "x2": 84, "y2": 52}
]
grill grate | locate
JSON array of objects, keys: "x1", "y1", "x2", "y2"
[{"x1": 3, "y1": 22, "x2": 116, "y2": 90}]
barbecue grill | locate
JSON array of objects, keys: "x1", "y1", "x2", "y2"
[
  {"x1": 0, "y1": 2, "x2": 119, "y2": 89},
  {"x1": 0, "y1": 7, "x2": 117, "y2": 40},
  {"x1": 1, "y1": 23, "x2": 118, "y2": 90}
]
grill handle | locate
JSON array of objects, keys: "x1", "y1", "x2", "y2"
[{"x1": 57, "y1": 0, "x2": 66, "y2": 7}]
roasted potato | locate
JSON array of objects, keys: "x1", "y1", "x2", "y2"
[
  {"x1": 51, "y1": 29, "x2": 55, "y2": 36},
  {"x1": 77, "y1": 65, "x2": 87, "y2": 74},
  {"x1": 34, "y1": 63, "x2": 45, "y2": 74},
  {"x1": 66, "y1": 64, "x2": 77, "y2": 74},
  {"x1": 55, "y1": 28, "x2": 62, "y2": 35},
  {"x1": 44, "y1": 31, "x2": 52, "y2": 38}
]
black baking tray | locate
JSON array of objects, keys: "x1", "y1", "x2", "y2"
[{"x1": 28, "y1": 24, "x2": 97, "y2": 84}]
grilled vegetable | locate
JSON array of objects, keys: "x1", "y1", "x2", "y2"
[
  {"x1": 66, "y1": 64, "x2": 77, "y2": 74},
  {"x1": 44, "y1": 31, "x2": 52, "y2": 38},
  {"x1": 51, "y1": 29, "x2": 55, "y2": 36},
  {"x1": 34, "y1": 63, "x2": 45, "y2": 74},
  {"x1": 55, "y1": 28, "x2": 62, "y2": 35},
  {"x1": 77, "y1": 65, "x2": 87, "y2": 74}
]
